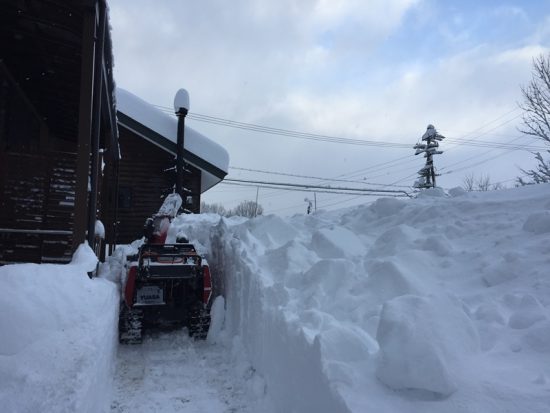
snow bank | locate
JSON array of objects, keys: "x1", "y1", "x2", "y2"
[
  {"x1": 0, "y1": 244, "x2": 118, "y2": 413},
  {"x1": 170, "y1": 183, "x2": 550, "y2": 412}
]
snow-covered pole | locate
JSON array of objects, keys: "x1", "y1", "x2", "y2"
[
  {"x1": 254, "y1": 186, "x2": 260, "y2": 218},
  {"x1": 413, "y1": 124, "x2": 445, "y2": 189},
  {"x1": 174, "y1": 89, "x2": 190, "y2": 210}
]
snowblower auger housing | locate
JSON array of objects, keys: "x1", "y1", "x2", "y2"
[{"x1": 119, "y1": 242, "x2": 213, "y2": 344}]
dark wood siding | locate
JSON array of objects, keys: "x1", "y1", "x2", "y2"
[
  {"x1": 0, "y1": 1, "x2": 118, "y2": 264},
  {"x1": 0, "y1": 151, "x2": 76, "y2": 263},
  {"x1": 112, "y1": 126, "x2": 202, "y2": 244}
]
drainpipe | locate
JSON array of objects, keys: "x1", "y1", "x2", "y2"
[{"x1": 87, "y1": 0, "x2": 106, "y2": 250}]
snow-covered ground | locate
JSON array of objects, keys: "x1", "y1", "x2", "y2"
[
  {"x1": 111, "y1": 329, "x2": 268, "y2": 413},
  {"x1": 2, "y1": 184, "x2": 550, "y2": 412}
]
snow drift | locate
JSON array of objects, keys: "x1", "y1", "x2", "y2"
[
  {"x1": 0, "y1": 245, "x2": 118, "y2": 413},
  {"x1": 170, "y1": 183, "x2": 550, "y2": 413}
]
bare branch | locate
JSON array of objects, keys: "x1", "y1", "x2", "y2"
[{"x1": 517, "y1": 53, "x2": 550, "y2": 184}]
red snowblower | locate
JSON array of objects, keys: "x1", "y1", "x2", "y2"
[{"x1": 119, "y1": 193, "x2": 213, "y2": 344}]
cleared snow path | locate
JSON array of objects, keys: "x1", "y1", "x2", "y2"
[{"x1": 111, "y1": 331, "x2": 258, "y2": 413}]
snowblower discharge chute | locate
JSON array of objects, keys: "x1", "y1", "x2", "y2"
[{"x1": 119, "y1": 194, "x2": 213, "y2": 344}]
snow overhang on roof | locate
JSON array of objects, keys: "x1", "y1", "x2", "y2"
[{"x1": 115, "y1": 88, "x2": 229, "y2": 193}]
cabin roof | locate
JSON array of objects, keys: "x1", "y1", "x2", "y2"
[{"x1": 116, "y1": 88, "x2": 229, "y2": 193}]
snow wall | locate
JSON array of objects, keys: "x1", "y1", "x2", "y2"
[
  {"x1": 0, "y1": 245, "x2": 119, "y2": 413},
  {"x1": 168, "y1": 216, "x2": 350, "y2": 412},
  {"x1": 169, "y1": 183, "x2": 550, "y2": 413}
]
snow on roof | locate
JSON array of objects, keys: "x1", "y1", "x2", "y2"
[{"x1": 115, "y1": 88, "x2": 229, "y2": 193}]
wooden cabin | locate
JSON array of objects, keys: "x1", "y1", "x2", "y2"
[
  {"x1": 112, "y1": 88, "x2": 229, "y2": 244},
  {"x1": 0, "y1": 0, "x2": 118, "y2": 264}
]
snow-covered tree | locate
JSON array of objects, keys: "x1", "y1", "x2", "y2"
[
  {"x1": 463, "y1": 173, "x2": 504, "y2": 191},
  {"x1": 200, "y1": 202, "x2": 227, "y2": 215},
  {"x1": 517, "y1": 53, "x2": 550, "y2": 185},
  {"x1": 228, "y1": 201, "x2": 264, "y2": 218},
  {"x1": 413, "y1": 124, "x2": 445, "y2": 189},
  {"x1": 463, "y1": 173, "x2": 476, "y2": 191}
]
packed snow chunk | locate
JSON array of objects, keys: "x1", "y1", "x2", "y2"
[
  {"x1": 368, "y1": 225, "x2": 417, "y2": 257},
  {"x1": 310, "y1": 226, "x2": 365, "y2": 259},
  {"x1": 448, "y1": 186, "x2": 467, "y2": 197},
  {"x1": 482, "y1": 251, "x2": 524, "y2": 287},
  {"x1": 376, "y1": 294, "x2": 479, "y2": 397},
  {"x1": 417, "y1": 235, "x2": 453, "y2": 257},
  {"x1": 416, "y1": 187, "x2": 446, "y2": 198},
  {"x1": 70, "y1": 242, "x2": 98, "y2": 272},
  {"x1": 474, "y1": 302, "x2": 506, "y2": 325},
  {"x1": 207, "y1": 296, "x2": 226, "y2": 343},
  {"x1": 368, "y1": 197, "x2": 407, "y2": 218},
  {"x1": 320, "y1": 325, "x2": 377, "y2": 386},
  {"x1": 246, "y1": 214, "x2": 299, "y2": 248},
  {"x1": 523, "y1": 211, "x2": 550, "y2": 234},
  {"x1": 321, "y1": 325, "x2": 378, "y2": 363},
  {"x1": 157, "y1": 192, "x2": 182, "y2": 218},
  {"x1": 261, "y1": 240, "x2": 317, "y2": 279},
  {"x1": 524, "y1": 320, "x2": 550, "y2": 353},
  {"x1": 363, "y1": 260, "x2": 418, "y2": 306},
  {"x1": 301, "y1": 259, "x2": 356, "y2": 295},
  {"x1": 94, "y1": 219, "x2": 105, "y2": 239},
  {"x1": 508, "y1": 294, "x2": 547, "y2": 329}
]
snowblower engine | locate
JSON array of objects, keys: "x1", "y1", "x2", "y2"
[{"x1": 119, "y1": 194, "x2": 213, "y2": 344}]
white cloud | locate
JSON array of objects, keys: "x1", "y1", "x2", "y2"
[
  {"x1": 268, "y1": 43, "x2": 549, "y2": 141},
  {"x1": 492, "y1": 5, "x2": 529, "y2": 22},
  {"x1": 109, "y1": 0, "x2": 419, "y2": 112},
  {"x1": 109, "y1": 1, "x2": 549, "y2": 214}
]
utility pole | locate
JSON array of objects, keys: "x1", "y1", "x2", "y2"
[
  {"x1": 254, "y1": 186, "x2": 259, "y2": 217},
  {"x1": 413, "y1": 124, "x2": 445, "y2": 189},
  {"x1": 314, "y1": 192, "x2": 317, "y2": 212}
]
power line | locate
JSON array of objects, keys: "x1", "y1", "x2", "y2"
[
  {"x1": 330, "y1": 154, "x2": 417, "y2": 179},
  {"x1": 319, "y1": 196, "x2": 375, "y2": 210},
  {"x1": 177, "y1": 105, "x2": 532, "y2": 208},
  {"x1": 441, "y1": 107, "x2": 520, "y2": 139},
  {"x1": 229, "y1": 166, "x2": 412, "y2": 188},
  {"x1": 221, "y1": 181, "x2": 408, "y2": 197},
  {"x1": 439, "y1": 134, "x2": 529, "y2": 173},
  {"x1": 224, "y1": 178, "x2": 411, "y2": 197},
  {"x1": 152, "y1": 104, "x2": 544, "y2": 151},
  {"x1": 152, "y1": 105, "x2": 411, "y2": 149}
]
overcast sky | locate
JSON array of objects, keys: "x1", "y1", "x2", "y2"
[{"x1": 110, "y1": 0, "x2": 550, "y2": 216}]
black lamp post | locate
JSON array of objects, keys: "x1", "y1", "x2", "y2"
[{"x1": 174, "y1": 89, "x2": 190, "y2": 202}]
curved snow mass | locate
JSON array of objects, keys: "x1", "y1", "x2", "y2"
[
  {"x1": 116, "y1": 87, "x2": 229, "y2": 192},
  {"x1": 0, "y1": 245, "x2": 118, "y2": 413},
  {"x1": 171, "y1": 183, "x2": 550, "y2": 413}
]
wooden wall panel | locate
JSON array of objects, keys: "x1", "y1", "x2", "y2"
[
  {"x1": 114, "y1": 127, "x2": 202, "y2": 244},
  {"x1": 0, "y1": 151, "x2": 76, "y2": 263}
]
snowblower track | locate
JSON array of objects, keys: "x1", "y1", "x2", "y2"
[{"x1": 111, "y1": 330, "x2": 256, "y2": 413}]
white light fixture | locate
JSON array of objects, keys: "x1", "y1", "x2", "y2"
[{"x1": 174, "y1": 88, "x2": 190, "y2": 113}]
